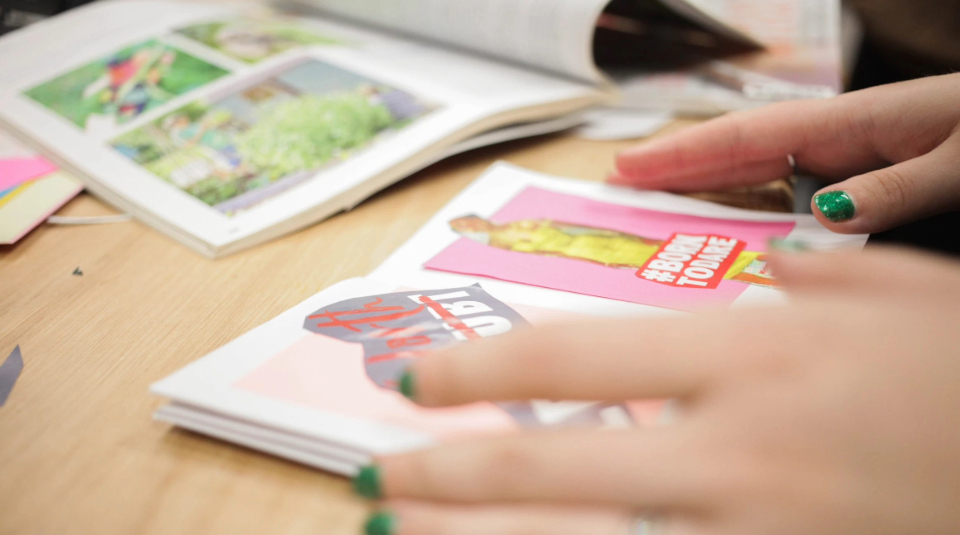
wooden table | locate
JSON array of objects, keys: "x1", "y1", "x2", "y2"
[{"x1": 0, "y1": 125, "x2": 791, "y2": 535}]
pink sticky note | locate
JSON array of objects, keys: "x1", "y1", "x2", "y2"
[{"x1": 0, "y1": 158, "x2": 59, "y2": 191}]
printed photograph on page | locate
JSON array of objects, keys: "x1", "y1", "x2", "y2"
[
  {"x1": 424, "y1": 186, "x2": 796, "y2": 312},
  {"x1": 24, "y1": 39, "x2": 229, "y2": 132},
  {"x1": 176, "y1": 16, "x2": 343, "y2": 64},
  {"x1": 110, "y1": 58, "x2": 440, "y2": 215}
]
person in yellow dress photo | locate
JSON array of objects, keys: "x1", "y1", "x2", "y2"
[{"x1": 448, "y1": 215, "x2": 776, "y2": 287}]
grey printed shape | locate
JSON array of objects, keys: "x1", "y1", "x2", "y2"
[
  {"x1": 0, "y1": 346, "x2": 24, "y2": 407},
  {"x1": 304, "y1": 285, "x2": 528, "y2": 388},
  {"x1": 303, "y1": 286, "x2": 636, "y2": 428}
]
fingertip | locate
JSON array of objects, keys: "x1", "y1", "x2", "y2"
[
  {"x1": 403, "y1": 343, "x2": 476, "y2": 408},
  {"x1": 401, "y1": 359, "x2": 437, "y2": 407},
  {"x1": 766, "y1": 247, "x2": 867, "y2": 292},
  {"x1": 808, "y1": 188, "x2": 883, "y2": 234},
  {"x1": 363, "y1": 510, "x2": 398, "y2": 535},
  {"x1": 765, "y1": 249, "x2": 818, "y2": 286},
  {"x1": 613, "y1": 144, "x2": 643, "y2": 168},
  {"x1": 812, "y1": 190, "x2": 856, "y2": 222},
  {"x1": 398, "y1": 368, "x2": 417, "y2": 403},
  {"x1": 614, "y1": 143, "x2": 665, "y2": 179},
  {"x1": 354, "y1": 464, "x2": 385, "y2": 500}
]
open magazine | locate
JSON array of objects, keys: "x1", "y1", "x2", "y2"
[
  {"x1": 0, "y1": 0, "x2": 839, "y2": 257},
  {"x1": 151, "y1": 162, "x2": 868, "y2": 475}
]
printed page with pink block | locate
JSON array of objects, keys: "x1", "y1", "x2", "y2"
[{"x1": 151, "y1": 162, "x2": 867, "y2": 476}]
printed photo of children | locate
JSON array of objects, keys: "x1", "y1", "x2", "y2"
[
  {"x1": 24, "y1": 40, "x2": 229, "y2": 133},
  {"x1": 111, "y1": 59, "x2": 437, "y2": 215}
]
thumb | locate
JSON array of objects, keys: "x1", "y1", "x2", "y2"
[{"x1": 810, "y1": 133, "x2": 960, "y2": 234}]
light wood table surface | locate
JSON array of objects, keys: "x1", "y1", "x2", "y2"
[{"x1": 0, "y1": 125, "x2": 791, "y2": 535}]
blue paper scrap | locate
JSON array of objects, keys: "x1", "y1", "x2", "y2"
[{"x1": 0, "y1": 345, "x2": 24, "y2": 407}]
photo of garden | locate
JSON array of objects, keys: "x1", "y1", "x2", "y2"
[
  {"x1": 111, "y1": 59, "x2": 437, "y2": 214},
  {"x1": 176, "y1": 17, "x2": 340, "y2": 64},
  {"x1": 24, "y1": 40, "x2": 229, "y2": 132}
]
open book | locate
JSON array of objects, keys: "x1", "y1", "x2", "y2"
[
  {"x1": 0, "y1": 0, "x2": 838, "y2": 257},
  {"x1": 151, "y1": 163, "x2": 868, "y2": 474}
]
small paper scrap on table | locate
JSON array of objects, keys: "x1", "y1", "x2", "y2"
[{"x1": 0, "y1": 345, "x2": 24, "y2": 407}]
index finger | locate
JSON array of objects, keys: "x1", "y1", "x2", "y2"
[
  {"x1": 404, "y1": 310, "x2": 781, "y2": 408},
  {"x1": 610, "y1": 97, "x2": 882, "y2": 192}
]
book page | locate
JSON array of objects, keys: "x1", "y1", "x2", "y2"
[
  {"x1": 297, "y1": 0, "x2": 613, "y2": 83},
  {"x1": 0, "y1": 1, "x2": 601, "y2": 255}
]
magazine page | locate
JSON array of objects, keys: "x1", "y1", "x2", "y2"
[
  {"x1": 151, "y1": 276, "x2": 667, "y2": 474},
  {"x1": 298, "y1": 0, "x2": 613, "y2": 83},
  {"x1": 152, "y1": 161, "x2": 867, "y2": 474},
  {"x1": 303, "y1": 0, "x2": 840, "y2": 114},
  {"x1": 0, "y1": 1, "x2": 602, "y2": 255},
  {"x1": 369, "y1": 162, "x2": 868, "y2": 316}
]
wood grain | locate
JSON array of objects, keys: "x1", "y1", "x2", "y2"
[{"x1": 0, "y1": 129, "x2": 790, "y2": 535}]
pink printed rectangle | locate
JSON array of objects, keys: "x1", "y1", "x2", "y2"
[
  {"x1": 0, "y1": 157, "x2": 58, "y2": 191},
  {"x1": 425, "y1": 187, "x2": 796, "y2": 312}
]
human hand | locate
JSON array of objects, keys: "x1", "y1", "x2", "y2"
[
  {"x1": 609, "y1": 74, "x2": 960, "y2": 234},
  {"x1": 355, "y1": 247, "x2": 960, "y2": 535}
]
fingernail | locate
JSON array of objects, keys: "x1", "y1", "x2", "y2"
[
  {"x1": 398, "y1": 369, "x2": 416, "y2": 401},
  {"x1": 364, "y1": 511, "x2": 397, "y2": 535},
  {"x1": 768, "y1": 238, "x2": 809, "y2": 253},
  {"x1": 814, "y1": 191, "x2": 855, "y2": 222},
  {"x1": 353, "y1": 465, "x2": 382, "y2": 500}
]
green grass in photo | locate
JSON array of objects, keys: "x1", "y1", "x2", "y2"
[{"x1": 24, "y1": 40, "x2": 228, "y2": 129}]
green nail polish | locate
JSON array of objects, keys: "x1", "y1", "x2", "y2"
[
  {"x1": 768, "y1": 238, "x2": 809, "y2": 253},
  {"x1": 814, "y1": 191, "x2": 855, "y2": 222},
  {"x1": 364, "y1": 511, "x2": 397, "y2": 535},
  {"x1": 353, "y1": 465, "x2": 382, "y2": 500},
  {"x1": 398, "y1": 370, "x2": 416, "y2": 401}
]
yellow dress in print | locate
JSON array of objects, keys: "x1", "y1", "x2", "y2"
[{"x1": 486, "y1": 219, "x2": 777, "y2": 287}]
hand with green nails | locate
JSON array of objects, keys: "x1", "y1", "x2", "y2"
[
  {"x1": 354, "y1": 248, "x2": 960, "y2": 535},
  {"x1": 610, "y1": 73, "x2": 960, "y2": 234}
]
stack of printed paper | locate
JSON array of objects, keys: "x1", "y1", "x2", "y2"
[{"x1": 151, "y1": 162, "x2": 868, "y2": 475}]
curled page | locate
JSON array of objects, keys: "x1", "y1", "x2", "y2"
[{"x1": 300, "y1": 0, "x2": 613, "y2": 82}]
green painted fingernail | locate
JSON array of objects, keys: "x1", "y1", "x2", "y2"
[
  {"x1": 814, "y1": 191, "x2": 855, "y2": 222},
  {"x1": 398, "y1": 370, "x2": 416, "y2": 401},
  {"x1": 353, "y1": 465, "x2": 382, "y2": 500},
  {"x1": 364, "y1": 511, "x2": 397, "y2": 535},
  {"x1": 768, "y1": 238, "x2": 808, "y2": 253}
]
